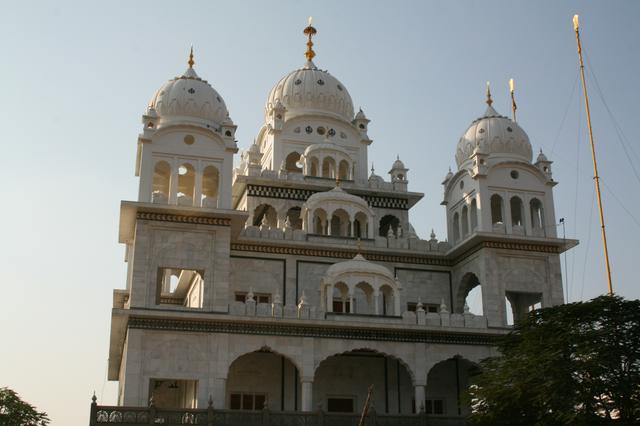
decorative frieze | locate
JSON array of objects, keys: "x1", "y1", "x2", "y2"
[
  {"x1": 231, "y1": 242, "x2": 451, "y2": 266},
  {"x1": 136, "y1": 212, "x2": 231, "y2": 226},
  {"x1": 246, "y1": 184, "x2": 409, "y2": 210},
  {"x1": 128, "y1": 316, "x2": 498, "y2": 346}
]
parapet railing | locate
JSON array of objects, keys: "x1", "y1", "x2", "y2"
[{"x1": 89, "y1": 398, "x2": 466, "y2": 426}]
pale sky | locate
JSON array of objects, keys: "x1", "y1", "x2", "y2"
[{"x1": 1, "y1": 1, "x2": 639, "y2": 425}]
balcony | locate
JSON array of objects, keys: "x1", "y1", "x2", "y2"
[{"x1": 89, "y1": 400, "x2": 466, "y2": 426}]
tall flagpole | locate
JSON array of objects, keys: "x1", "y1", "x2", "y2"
[{"x1": 573, "y1": 15, "x2": 613, "y2": 295}]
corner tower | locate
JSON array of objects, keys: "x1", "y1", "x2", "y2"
[
  {"x1": 443, "y1": 86, "x2": 557, "y2": 242},
  {"x1": 136, "y1": 48, "x2": 238, "y2": 209},
  {"x1": 442, "y1": 85, "x2": 566, "y2": 328}
]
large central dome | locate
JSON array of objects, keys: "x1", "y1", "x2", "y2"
[
  {"x1": 266, "y1": 60, "x2": 354, "y2": 122},
  {"x1": 265, "y1": 24, "x2": 354, "y2": 123}
]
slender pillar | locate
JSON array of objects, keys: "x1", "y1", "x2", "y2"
[
  {"x1": 194, "y1": 166, "x2": 203, "y2": 207},
  {"x1": 373, "y1": 290, "x2": 380, "y2": 315},
  {"x1": 301, "y1": 379, "x2": 313, "y2": 411},
  {"x1": 348, "y1": 293, "x2": 354, "y2": 313},
  {"x1": 168, "y1": 158, "x2": 179, "y2": 205},
  {"x1": 326, "y1": 284, "x2": 334, "y2": 312},
  {"x1": 213, "y1": 378, "x2": 226, "y2": 409},
  {"x1": 414, "y1": 384, "x2": 425, "y2": 413}
]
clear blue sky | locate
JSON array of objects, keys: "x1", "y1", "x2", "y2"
[{"x1": 1, "y1": 1, "x2": 639, "y2": 425}]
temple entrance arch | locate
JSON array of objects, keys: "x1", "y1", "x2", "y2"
[
  {"x1": 313, "y1": 349, "x2": 415, "y2": 414},
  {"x1": 226, "y1": 348, "x2": 300, "y2": 411},
  {"x1": 425, "y1": 356, "x2": 480, "y2": 416}
]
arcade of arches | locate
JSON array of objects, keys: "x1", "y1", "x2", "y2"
[{"x1": 149, "y1": 348, "x2": 480, "y2": 416}]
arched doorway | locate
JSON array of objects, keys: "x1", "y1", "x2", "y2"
[
  {"x1": 425, "y1": 357, "x2": 480, "y2": 416},
  {"x1": 226, "y1": 349, "x2": 300, "y2": 411},
  {"x1": 314, "y1": 349, "x2": 414, "y2": 414}
]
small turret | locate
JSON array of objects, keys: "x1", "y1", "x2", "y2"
[
  {"x1": 389, "y1": 155, "x2": 408, "y2": 191},
  {"x1": 535, "y1": 149, "x2": 553, "y2": 181},
  {"x1": 353, "y1": 108, "x2": 370, "y2": 137}
]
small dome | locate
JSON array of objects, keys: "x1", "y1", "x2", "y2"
[
  {"x1": 369, "y1": 165, "x2": 384, "y2": 184},
  {"x1": 326, "y1": 254, "x2": 395, "y2": 281},
  {"x1": 149, "y1": 65, "x2": 229, "y2": 129},
  {"x1": 303, "y1": 140, "x2": 351, "y2": 158},
  {"x1": 248, "y1": 141, "x2": 261, "y2": 153},
  {"x1": 355, "y1": 108, "x2": 368, "y2": 120},
  {"x1": 536, "y1": 149, "x2": 549, "y2": 163},
  {"x1": 305, "y1": 186, "x2": 370, "y2": 212},
  {"x1": 266, "y1": 60, "x2": 354, "y2": 122},
  {"x1": 455, "y1": 104, "x2": 532, "y2": 169},
  {"x1": 391, "y1": 156, "x2": 406, "y2": 170}
]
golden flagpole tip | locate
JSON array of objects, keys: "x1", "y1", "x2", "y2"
[
  {"x1": 573, "y1": 14, "x2": 580, "y2": 31},
  {"x1": 188, "y1": 46, "x2": 195, "y2": 68},
  {"x1": 509, "y1": 78, "x2": 515, "y2": 93},
  {"x1": 303, "y1": 18, "x2": 317, "y2": 61}
]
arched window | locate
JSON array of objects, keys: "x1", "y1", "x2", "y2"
[
  {"x1": 354, "y1": 212, "x2": 368, "y2": 238},
  {"x1": 285, "y1": 207, "x2": 302, "y2": 229},
  {"x1": 461, "y1": 205, "x2": 469, "y2": 237},
  {"x1": 491, "y1": 194, "x2": 504, "y2": 224},
  {"x1": 253, "y1": 204, "x2": 277, "y2": 228},
  {"x1": 202, "y1": 165, "x2": 219, "y2": 208},
  {"x1": 330, "y1": 209, "x2": 350, "y2": 236},
  {"x1": 152, "y1": 161, "x2": 171, "y2": 203},
  {"x1": 510, "y1": 196, "x2": 524, "y2": 227},
  {"x1": 322, "y1": 157, "x2": 336, "y2": 178},
  {"x1": 177, "y1": 163, "x2": 195, "y2": 206},
  {"x1": 338, "y1": 160, "x2": 350, "y2": 180},
  {"x1": 530, "y1": 198, "x2": 544, "y2": 229},
  {"x1": 455, "y1": 272, "x2": 482, "y2": 315},
  {"x1": 470, "y1": 199, "x2": 478, "y2": 231},
  {"x1": 309, "y1": 157, "x2": 319, "y2": 177},
  {"x1": 452, "y1": 212, "x2": 461, "y2": 242},
  {"x1": 313, "y1": 209, "x2": 327, "y2": 234},
  {"x1": 285, "y1": 152, "x2": 302, "y2": 173},
  {"x1": 354, "y1": 282, "x2": 374, "y2": 314},
  {"x1": 379, "y1": 215, "x2": 400, "y2": 237}
]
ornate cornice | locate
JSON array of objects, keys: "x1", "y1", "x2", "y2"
[
  {"x1": 136, "y1": 212, "x2": 231, "y2": 227},
  {"x1": 451, "y1": 240, "x2": 563, "y2": 265},
  {"x1": 481, "y1": 240, "x2": 562, "y2": 253},
  {"x1": 231, "y1": 242, "x2": 451, "y2": 266},
  {"x1": 128, "y1": 316, "x2": 498, "y2": 346}
]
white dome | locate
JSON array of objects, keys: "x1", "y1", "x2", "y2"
[
  {"x1": 304, "y1": 186, "x2": 370, "y2": 212},
  {"x1": 326, "y1": 254, "x2": 395, "y2": 281},
  {"x1": 455, "y1": 104, "x2": 532, "y2": 169},
  {"x1": 266, "y1": 60, "x2": 354, "y2": 122},
  {"x1": 149, "y1": 67, "x2": 229, "y2": 129},
  {"x1": 303, "y1": 140, "x2": 351, "y2": 158},
  {"x1": 391, "y1": 156, "x2": 406, "y2": 170}
]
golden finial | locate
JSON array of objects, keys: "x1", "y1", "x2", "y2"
[
  {"x1": 303, "y1": 16, "x2": 317, "y2": 61},
  {"x1": 486, "y1": 81, "x2": 493, "y2": 106},
  {"x1": 509, "y1": 78, "x2": 517, "y2": 121},
  {"x1": 188, "y1": 46, "x2": 195, "y2": 68}
]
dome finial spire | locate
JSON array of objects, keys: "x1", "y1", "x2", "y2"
[
  {"x1": 303, "y1": 17, "x2": 317, "y2": 61},
  {"x1": 188, "y1": 45, "x2": 195, "y2": 68},
  {"x1": 486, "y1": 81, "x2": 493, "y2": 106}
]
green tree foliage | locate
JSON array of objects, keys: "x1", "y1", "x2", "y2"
[
  {"x1": 468, "y1": 295, "x2": 640, "y2": 425},
  {"x1": 0, "y1": 387, "x2": 50, "y2": 426}
]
